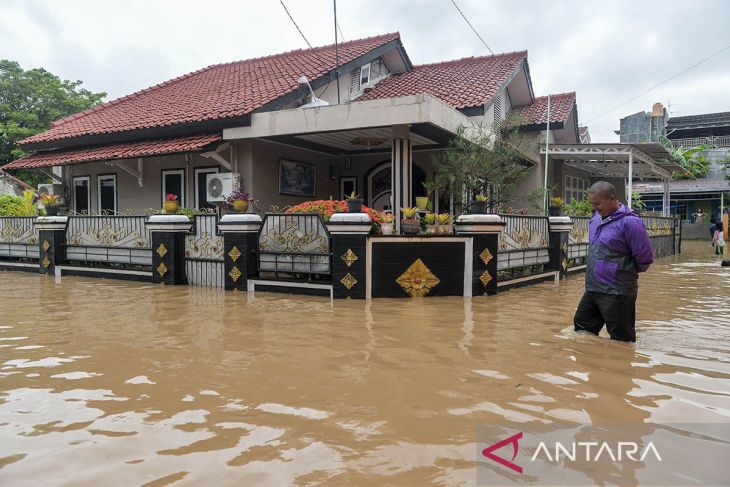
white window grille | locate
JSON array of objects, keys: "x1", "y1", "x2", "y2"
[{"x1": 565, "y1": 175, "x2": 590, "y2": 204}]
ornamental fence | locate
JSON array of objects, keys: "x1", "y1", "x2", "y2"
[
  {"x1": 497, "y1": 215, "x2": 551, "y2": 279},
  {"x1": 65, "y1": 216, "x2": 152, "y2": 267},
  {"x1": 568, "y1": 216, "x2": 591, "y2": 268},
  {"x1": 257, "y1": 213, "x2": 331, "y2": 278},
  {"x1": 641, "y1": 215, "x2": 680, "y2": 258},
  {"x1": 185, "y1": 214, "x2": 224, "y2": 288},
  {"x1": 0, "y1": 217, "x2": 38, "y2": 260}
]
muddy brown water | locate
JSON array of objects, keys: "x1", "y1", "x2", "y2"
[{"x1": 0, "y1": 241, "x2": 728, "y2": 486}]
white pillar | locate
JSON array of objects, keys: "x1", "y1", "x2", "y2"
[
  {"x1": 392, "y1": 125, "x2": 412, "y2": 233},
  {"x1": 663, "y1": 179, "x2": 670, "y2": 216},
  {"x1": 627, "y1": 150, "x2": 633, "y2": 208}
]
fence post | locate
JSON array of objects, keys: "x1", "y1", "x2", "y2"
[
  {"x1": 327, "y1": 213, "x2": 372, "y2": 299},
  {"x1": 548, "y1": 216, "x2": 572, "y2": 279},
  {"x1": 455, "y1": 214, "x2": 505, "y2": 296},
  {"x1": 145, "y1": 215, "x2": 192, "y2": 285},
  {"x1": 34, "y1": 216, "x2": 68, "y2": 275},
  {"x1": 218, "y1": 214, "x2": 262, "y2": 291}
]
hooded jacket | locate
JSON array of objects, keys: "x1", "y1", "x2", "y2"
[{"x1": 586, "y1": 205, "x2": 653, "y2": 295}]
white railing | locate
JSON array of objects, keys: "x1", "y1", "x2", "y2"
[
  {"x1": 0, "y1": 217, "x2": 39, "y2": 259},
  {"x1": 185, "y1": 214, "x2": 224, "y2": 288},
  {"x1": 670, "y1": 136, "x2": 730, "y2": 149}
]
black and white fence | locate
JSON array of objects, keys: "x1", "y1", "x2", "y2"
[
  {"x1": 0, "y1": 216, "x2": 38, "y2": 260},
  {"x1": 65, "y1": 216, "x2": 152, "y2": 267},
  {"x1": 185, "y1": 214, "x2": 224, "y2": 287},
  {"x1": 497, "y1": 215, "x2": 551, "y2": 279}
]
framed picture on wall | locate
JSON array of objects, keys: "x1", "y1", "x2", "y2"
[
  {"x1": 279, "y1": 159, "x2": 316, "y2": 197},
  {"x1": 339, "y1": 176, "x2": 357, "y2": 200}
]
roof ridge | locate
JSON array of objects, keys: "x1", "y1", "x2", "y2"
[
  {"x1": 45, "y1": 32, "x2": 401, "y2": 134},
  {"x1": 532, "y1": 91, "x2": 576, "y2": 100},
  {"x1": 413, "y1": 50, "x2": 527, "y2": 69}
]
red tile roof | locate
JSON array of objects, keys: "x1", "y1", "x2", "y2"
[
  {"x1": 0, "y1": 169, "x2": 34, "y2": 190},
  {"x1": 19, "y1": 33, "x2": 401, "y2": 147},
  {"x1": 3, "y1": 134, "x2": 221, "y2": 169},
  {"x1": 356, "y1": 51, "x2": 527, "y2": 108},
  {"x1": 513, "y1": 92, "x2": 576, "y2": 125}
]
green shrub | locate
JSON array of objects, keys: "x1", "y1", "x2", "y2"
[{"x1": 0, "y1": 194, "x2": 23, "y2": 216}]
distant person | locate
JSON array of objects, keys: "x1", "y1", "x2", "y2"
[
  {"x1": 574, "y1": 181, "x2": 654, "y2": 343},
  {"x1": 709, "y1": 217, "x2": 717, "y2": 239},
  {"x1": 692, "y1": 208, "x2": 705, "y2": 224},
  {"x1": 712, "y1": 221, "x2": 725, "y2": 256}
]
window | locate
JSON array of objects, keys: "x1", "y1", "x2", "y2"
[
  {"x1": 565, "y1": 175, "x2": 590, "y2": 204},
  {"x1": 97, "y1": 174, "x2": 117, "y2": 214},
  {"x1": 194, "y1": 167, "x2": 218, "y2": 210},
  {"x1": 359, "y1": 63, "x2": 371, "y2": 87},
  {"x1": 162, "y1": 169, "x2": 185, "y2": 207},
  {"x1": 73, "y1": 176, "x2": 90, "y2": 214}
]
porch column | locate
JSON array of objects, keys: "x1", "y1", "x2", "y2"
[
  {"x1": 455, "y1": 214, "x2": 505, "y2": 296},
  {"x1": 627, "y1": 150, "x2": 634, "y2": 208},
  {"x1": 392, "y1": 125, "x2": 412, "y2": 233},
  {"x1": 145, "y1": 215, "x2": 193, "y2": 285},
  {"x1": 34, "y1": 216, "x2": 68, "y2": 275},
  {"x1": 218, "y1": 214, "x2": 261, "y2": 291},
  {"x1": 662, "y1": 179, "x2": 670, "y2": 217},
  {"x1": 327, "y1": 213, "x2": 371, "y2": 299},
  {"x1": 548, "y1": 216, "x2": 572, "y2": 279}
]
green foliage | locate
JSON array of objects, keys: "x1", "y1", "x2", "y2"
[
  {"x1": 630, "y1": 191, "x2": 646, "y2": 212},
  {"x1": 0, "y1": 190, "x2": 41, "y2": 216},
  {"x1": 659, "y1": 136, "x2": 711, "y2": 179},
  {"x1": 0, "y1": 193, "x2": 22, "y2": 216},
  {"x1": 563, "y1": 196, "x2": 593, "y2": 217},
  {"x1": 0, "y1": 59, "x2": 106, "y2": 186},
  {"x1": 434, "y1": 123, "x2": 535, "y2": 212}
]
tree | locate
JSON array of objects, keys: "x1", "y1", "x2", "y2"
[
  {"x1": 0, "y1": 60, "x2": 106, "y2": 187},
  {"x1": 659, "y1": 136, "x2": 711, "y2": 180},
  {"x1": 434, "y1": 121, "x2": 536, "y2": 213}
]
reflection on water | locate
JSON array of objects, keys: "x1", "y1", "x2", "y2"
[{"x1": 0, "y1": 242, "x2": 729, "y2": 485}]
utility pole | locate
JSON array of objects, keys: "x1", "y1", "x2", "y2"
[
  {"x1": 543, "y1": 94, "x2": 552, "y2": 214},
  {"x1": 334, "y1": 0, "x2": 340, "y2": 104}
]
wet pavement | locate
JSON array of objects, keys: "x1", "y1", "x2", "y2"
[{"x1": 0, "y1": 241, "x2": 728, "y2": 486}]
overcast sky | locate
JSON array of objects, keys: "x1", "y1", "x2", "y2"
[{"x1": 2, "y1": 0, "x2": 729, "y2": 140}]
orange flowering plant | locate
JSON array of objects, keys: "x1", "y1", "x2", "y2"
[{"x1": 285, "y1": 199, "x2": 383, "y2": 231}]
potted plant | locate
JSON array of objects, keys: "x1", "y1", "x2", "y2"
[
  {"x1": 401, "y1": 207, "x2": 420, "y2": 235},
  {"x1": 226, "y1": 184, "x2": 255, "y2": 213},
  {"x1": 437, "y1": 213, "x2": 453, "y2": 234},
  {"x1": 420, "y1": 180, "x2": 439, "y2": 211},
  {"x1": 39, "y1": 194, "x2": 61, "y2": 216},
  {"x1": 163, "y1": 193, "x2": 179, "y2": 214},
  {"x1": 424, "y1": 212, "x2": 437, "y2": 234},
  {"x1": 380, "y1": 211, "x2": 395, "y2": 235},
  {"x1": 470, "y1": 193, "x2": 489, "y2": 214},
  {"x1": 345, "y1": 191, "x2": 363, "y2": 213},
  {"x1": 549, "y1": 196, "x2": 565, "y2": 216}
]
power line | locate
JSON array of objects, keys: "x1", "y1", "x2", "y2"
[
  {"x1": 279, "y1": 0, "x2": 312, "y2": 49},
  {"x1": 585, "y1": 44, "x2": 730, "y2": 123},
  {"x1": 449, "y1": 0, "x2": 494, "y2": 55},
  {"x1": 337, "y1": 20, "x2": 345, "y2": 42}
]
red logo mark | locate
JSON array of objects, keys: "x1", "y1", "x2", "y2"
[{"x1": 482, "y1": 432, "x2": 523, "y2": 474}]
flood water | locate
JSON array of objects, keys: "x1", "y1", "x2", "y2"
[{"x1": 0, "y1": 241, "x2": 728, "y2": 486}]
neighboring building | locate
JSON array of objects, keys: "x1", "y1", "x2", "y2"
[
  {"x1": 633, "y1": 110, "x2": 730, "y2": 221},
  {"x1": 616, "y1": 102, "x2": 669, "y2": 143},
  {"x1": 0, "y1": 169, "x2": 32, "y2": 196},
  {"x1": 2, "y1": 33, "x2": 586, "y2": 217},
  {"x1": 579, "y1": 126, "x2": 591, "y2": 143}
]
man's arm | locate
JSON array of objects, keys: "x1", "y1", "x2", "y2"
[{"x1": 625, "y1": 218, "x2": 654, "y2": 272}]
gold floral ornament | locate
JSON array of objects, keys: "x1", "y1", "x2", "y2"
[
  {"x1": 42, "y1": 240, "x2": 50, "y2": 252},
  {"x1": 340, "y1": 273, "x2": 357, "y2": 290},
  {"x1": 479, "y1": 247, "x2": 493, "y2": 266},
  {"x1": 157, "y1": 262, "x2": 168, "y2": 277},
  {"x1": 479, "y1": 270, "x2": 492, "y2": 286},
  {"x1": 42, "y1": 256, "x2": 51, "y2": 269},
  {"x1": 228, "y1": 245, "x2": 242, "y2": 263},
  {"x1": 156, "y1": 243, "x2": 168, "y2": 259},
  {"x1": 229, "y1": 266, "x2": 242, "y2": 283},
  {"x1": 396, "y1": 258, "x2": 440, "y2": 297},
  {"x1": 340, "y1": 249, "x2": 358, "y2": 267}
]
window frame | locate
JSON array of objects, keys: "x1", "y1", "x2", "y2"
[
  {"x1": 194, "y1": 166, "x2": 219, "y2": 210},
  {"x1": 564, "y1": 175, "x2": 590, "y2": 204},
  {"x1": 97, "y1": 173, "x2": 118, "y2": 215},
  {"x1": 359, "y1": 63, "x2": 371, "y2": 87},
  {"x1": 161, "y1": 168, "x2": 186, "y2": 208},
  {"x1": 72, "y1": 175, "x2": 91, "y2": 214}
]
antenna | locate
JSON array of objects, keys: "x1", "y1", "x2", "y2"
[{"x1": 334, "y1": 0, "x2": 340, "y2": 104}]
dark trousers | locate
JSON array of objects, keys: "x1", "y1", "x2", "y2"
[{"x1": 573, "y1": 291, "x2": 637, "y2": 342}]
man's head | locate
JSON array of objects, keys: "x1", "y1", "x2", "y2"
[{"x1": 588, "y1": 181, "x2": 620, "y2": 218}]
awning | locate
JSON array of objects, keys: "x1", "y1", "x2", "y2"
[
  {"x1": 541, "y1": 143, "x2": 687, "y2": 180},
  {"x1": 2, "y1": 134, "x2": 222, "y2": 170}
]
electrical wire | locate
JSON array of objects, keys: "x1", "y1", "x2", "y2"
[
  {"x1": 585, "y1": 44, "x2": 730, "y2": 123},
  {"x1": 279, "y1": 0, "x2": 312, "y2": 49},
  {"x1": 449, "y1": 0, "x2": 494, "y2": 55}
]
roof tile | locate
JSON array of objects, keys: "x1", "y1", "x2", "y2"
[{"x1": 512, "y1": 92, "x2": 576, "y2": 125}]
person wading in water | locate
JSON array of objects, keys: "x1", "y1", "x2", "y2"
[{"x1": 574, "y1": 181, "x2": 654, "y2": 342}]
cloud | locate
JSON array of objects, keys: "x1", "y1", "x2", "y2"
[{"x1": 1, "y1": 0, "x2": 729, "y2": 140}]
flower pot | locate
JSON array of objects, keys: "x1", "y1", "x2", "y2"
[
  {"x1": 346, "y1": 199, "x2": 363, "y2": 213},
  {"x1": 232, "y1": 199, "x2": 249, "y2": 213},
  {"x1": 470, "y1": 201, "x2": 488, "y2": 214},
  {"x1": 163, "y1": 201, "x2": 179, "y2": 214},
  {"x1": 548, "y1": 206, "x2": 563, "y2": 217},
  {"x1": 425, "y1": 225, "x2": 437, "y2": 234},
  {"x1": 415, "y1": 196, "x2": 429, "y2": 210},
  {"x1": 439, "y1": 224, "x2": 454, "y2": 235},
  {"x1": 380, "y1": 222, "x2": 395, "y2": 235},
  {"x1": 401, "y1": 219, "x2": 420, "y2": 235},
  {"x1": 44, "y1": 207, "x2": 59, "y2": 216}
]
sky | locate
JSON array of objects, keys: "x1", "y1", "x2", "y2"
[{"x1": 2, "y1": 0, "x2": 730, "y2": 141}]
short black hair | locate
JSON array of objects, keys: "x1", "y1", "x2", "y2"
[
  {"x1": 588, "y1": 181, "x2": 617, "y2": 199},
  {"x1": 722, "y1": 260, "x2": 730, "y2": 267}
]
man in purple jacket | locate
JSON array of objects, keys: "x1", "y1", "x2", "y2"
[{"x1": 574, "y1": 181, "x2": 654, "y2": 342}]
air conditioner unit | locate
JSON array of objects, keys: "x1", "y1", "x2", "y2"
[
  {"x1": 37, "y1": 183, "x2": 65, "y2": 205},
  {"x1": 206, "y1": 173, "x2": 240, "y2": 202}
]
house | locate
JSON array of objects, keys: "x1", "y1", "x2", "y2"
[
  {"x1": 0, "y1": 169, "x2": 33, "y2": 196},
  {"x1": 2, "y1": 32, "x2": 586, "y2": 219},
  {"x1": 616, "y1": 103, "x2": 669, "y2": 144}
]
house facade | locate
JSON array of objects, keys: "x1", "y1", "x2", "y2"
[{"x1": 3, "y1": 33, "x2": 582, "y2": 217}]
